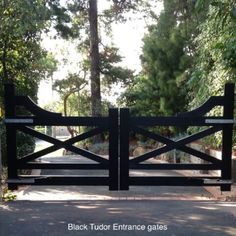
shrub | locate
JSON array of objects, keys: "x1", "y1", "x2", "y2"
[{"x1": 0, "y1": 123, "x2": 35, "y2": 166}]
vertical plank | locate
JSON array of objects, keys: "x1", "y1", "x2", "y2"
[
  {"x1": 221, "y1": 83, "x2": 234, "y2": 191},
  {"x1": 120, "y1": 108, "x2": 130, "y2": 190},
  {"x1": 108, "y1": 108, "x2": 119, "y2": 190},
  {"x1": 4, "y1": 84, "x2": 18, "y2": 190}
]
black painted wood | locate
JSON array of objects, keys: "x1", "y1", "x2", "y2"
[
  {"x1": 4, "y1": 84, "x2": 18, "y2": 190},
  {"x1": 129, "y1": 176, "x2": 230, "y2": 186},
  {"x1": 8, "y1": 176, "x2": 109, "y2": 186},
  {"x1": 16, "y1": 96, "x2": 62, "y2": 117},
  {"x1": 18, "y1": 162, "x2": 108, "y2": 169},
  {"x1": 131, "y1": 126, "x2": 221, "y2": 164},
  {"x1": 4, "y1": 83, "x2": 234, "y2": 191},
  {"x1": 120, "y1": 108, "x2": 130, "y2": 190},
  {"x1": 221, "y1": 83, "x2": 234, "y2": 191},
  {"x1": 8, "y1": 116, "x2": 109, "y2": 126},
  {"x1": 177, "y1": 96, "x2": 224, "y2": 117},
  {"x1": 129, "y1": 163, "x2": 221, "y2": 170},
  {"x1": 4, "y1": 83, "x2": 113, "y2": 189},
  {"x1": 122, "y1": 84, "x2": 234, "y2": 191},
  {"x1": 19, "y1": 126, "x2": 108, "y2": 164},
  {"x1": 109, "y1": 108, "x2": 119, "y2": 190}
]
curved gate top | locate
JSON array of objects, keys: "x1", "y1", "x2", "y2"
[{"x1": 4, "y1": 83, "x2": 235, "y2": 191}]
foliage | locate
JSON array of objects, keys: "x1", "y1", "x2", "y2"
[
  {"x1": 88, "y1": 142, "x2": 108, "y2": 155},
  {"x1": 53, "y1": 0, "x2": 158, "y2": 116},
  {"x1": 120, "y1": 0, "x2": 235, "y2": 150},
  {"x1": 16, "y1": 132, "x2": 36, "y2": 158},
  {"x1": 2, "y1": 187, "x2": 17, "y2": 202},
  {"x1": 188, "y1": 0, "x2": 236, "y2": 107},
  {"x1": 0, "y1": 0, "x2": 59, "y2": 166},
  {"x1": 53, "y1": 72, "x2": 87, "y2": 136},
  {"x1": 188, "y1": 0, "x2": 236, "y2": 148},
  {"x1": 53, "y1": 72, "x2": 88, "y2": 110},
  {"x1": 119, "y1": 0, "x2": 207, "y2": 136},
  {"x1": 0, "y1": 0, "x2": 58, "y2": 100},
  {"x1": 100, "y1": 46, "x2": 134, "y2": 89}
]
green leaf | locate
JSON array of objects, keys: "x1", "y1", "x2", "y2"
[
  {"x1": 195, "y1": 0, "x2": 205, "y2": 11},
  {"x1": 230, "y1": 6, "x2": 236, "y2": 19},
  {"x1": 211, "y1": 2, "x2": 220, "y2": 7}
]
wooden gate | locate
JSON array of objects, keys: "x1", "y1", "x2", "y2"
[
  {"x1": 4, "y1": 83, "x2": 235, "y2": 191},
  {"x1": 4, "y1": 84, "x2": 118, "y2": 190},
  {"x1": 120, "y1": 83, "x2": 235, "y2": 191}
]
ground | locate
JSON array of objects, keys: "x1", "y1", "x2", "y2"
[
  {"x1": 0, "y1": 200, "x2": 236, "y2": 236},
  {"x1": 0, "y1": 146, "x2": 236, "y2": 236}
]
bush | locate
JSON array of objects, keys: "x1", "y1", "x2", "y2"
[
  {"x1": 88, "y1": 143, "x2": 108, "y2": 155},
  {"x1": 0, "y1": 123, "x2": 35, "y2": 166},
  {"x1": 16, "y1": 131, "x2": 35, "y2": 158},
  {"x1": 2, "y1": 188, "x2": 17, "y2": 201}
]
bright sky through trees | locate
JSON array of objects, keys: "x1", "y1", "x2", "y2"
[{"x1": 38, "y1": 1, "x2": 163, "y2": 106}]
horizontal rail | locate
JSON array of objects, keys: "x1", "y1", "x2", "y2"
[
  {"x1": 129, "y1": 163, "x2": 221, "y2": 170},
  {"x1": 205, "y1": 119, "x2": 235, "y2": 124},
  {"x1": 129, "y1": 176, "x2": 231, "y2": 186},
  {"x1": 18, "y1": 163, "x2": 109, "y2": 170},
  {"x1": 5, "y1": 116, "x2": 109, "y2": 126},
  {"x1": 8, "y1": 176, "x2": 109, "y2": 185},
  {"x1": 6, "y1": 116, "x2": 233, "y2": 126},
  {"x1": 130, "y1": 116, "x2": 230, "y2": 126},
  {"x1": 5, "y1": 118, "x2": 34, "y2": 124}
]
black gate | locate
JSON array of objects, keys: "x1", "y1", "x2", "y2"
[
  {"x1": 4, "y1": 84, "x2": 118, "y2": 190},
  {"x1": 120, "y1": 83, "x2": 235, "y2": 191},
  {"x1": 4, "y1": 83, "x2": 235, "y2": 191}
]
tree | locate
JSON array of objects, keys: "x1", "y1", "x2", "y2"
[
  {"x1": 0, "y1": 0, "x2": 60, "y2": 165},
  {"x1": 53, "y1": 72, "x2": 87, "y2": 137},
  {"x1": 88, "y1": 0, "x2": 101, "y2": 117},
  {"x1": 0, "y1": 0, "x2": 62, "y2": 105},
  {"x1": 121, "y1": 1, "x2": 192, "y2": 115},
  {"x1": 188, "y1": 0, "x2": 236, "y2": 148},
  {"x1": 119, "y1": 0, "x2": 211, "y2": 136},
  {"x1": 189, "y1": 0, "x2": 236, "y2": 107},
  {"x1": 57, "y1": 0, "x2": 153, "y2": 116}
]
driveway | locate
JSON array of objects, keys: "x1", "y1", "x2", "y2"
[
  {"x1": 16, "y1": 155, "x2": 212, "y2": 201},
  {"x1": 0, "y1": 200, "x2": 236, "y2": 236},
  {"x1": 1, "y1": 155, "x2": 235, "y2": 236}
]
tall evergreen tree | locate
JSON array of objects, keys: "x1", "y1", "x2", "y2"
[{"x1": 121, "y1": 0, "x2": 208, "y2": 117}]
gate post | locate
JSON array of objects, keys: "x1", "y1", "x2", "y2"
[
  {"x1": 108, "y1": 108, "x2": 119, "y2": 190},
  {"x1": 120, "y1": 108, "x2": 130, "y2": 190},
  {"x1": 221, "y1": 83, "x2": 234, "y2": 191},
  {"x1": 4, "y1": 84, "x2": 18, "y2": 190}
]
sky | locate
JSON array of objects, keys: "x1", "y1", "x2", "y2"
[{"x1": 38, "y1": 1, "x2": 163, "y2": 106}]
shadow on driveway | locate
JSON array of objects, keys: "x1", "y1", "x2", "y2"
[{"x1": 0, "y1": 200, "x2": 236, "y2": 236}]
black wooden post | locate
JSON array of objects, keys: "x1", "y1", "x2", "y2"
[
  {"x1": 4, "y1": 84, "x2": 18, "y2": 190},
  {"x1": 221, "y1": 83, "x2": 234, "y2": 191},
  {"x1": 120, "y1": 108, "x2": 130, "y2": 190},
  {"x1": 108, "y1": 108, "x2": 119, "y2": 190}
]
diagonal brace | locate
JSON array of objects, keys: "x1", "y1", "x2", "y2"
[
  {"x1": 18, "y1": 126, "x2": 108, "y2": 164},
  {"x1": 130, "y1": 126, "x2": 222, "y2": 165}
]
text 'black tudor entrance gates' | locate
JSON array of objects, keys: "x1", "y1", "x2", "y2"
[{"x1": 4, "y1": 83, "x2": 235, "y2": 191}]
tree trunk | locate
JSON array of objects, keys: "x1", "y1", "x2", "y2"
[
  {"x1": 64, "y1": 93, "x2": 75, "y2": 138},
  {"x1": 88, "y1": 0, "x2": 102, "y2": 117}
]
